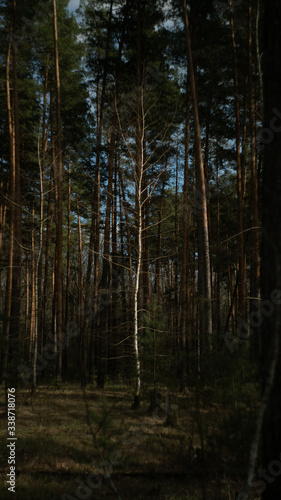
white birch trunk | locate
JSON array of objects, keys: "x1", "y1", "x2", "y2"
[{"x1": 133, "y1": 117, "x2": 144, "y2": 399}]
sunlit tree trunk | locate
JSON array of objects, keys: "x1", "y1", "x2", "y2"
[
  {"x1": 10, "y1": 2, "x2": 22, "y2": 389},
  {"x1": 63, "y1": 161, "x2": 71, "y2": 378},
  {"x1": 3, "y1": 1, "x2": 22, "y2": 388},
  {"x1": 182, "y1": 0, "x2": 212, "y2": 352},
  {"x1": 132, "y1": 124, "x2": 143, "y2": 408},
  {"x1": 131, "y1": 0, "x2": 144, "y2": 408},
  {"x1": 50, "y1": 96, "x2": 58, "y2": 371},
  {"x1": 30, "y1": 209, "x2": 36, "y2": 363},
  {"x1": 3, "y1": 28, "x2": 15, "y2": 387}
]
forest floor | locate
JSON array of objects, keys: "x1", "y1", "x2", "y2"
[{"x1": 0, "y1": 383, "x2": 257, "y2": 499}]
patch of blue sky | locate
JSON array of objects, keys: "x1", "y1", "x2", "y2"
[{"x1": 67, "y1": 0, "x2": 80, "y2": 14}]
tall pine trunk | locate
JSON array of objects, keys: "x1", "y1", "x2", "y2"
[
  {"x1": 53, "y1": 0, "x2": 63, "y2": 380},
  {"x1": 182, "y1": 0, "x2": 212, "y2": 353},
  {"x1": 3, "y1": 1, "x2": 22, "y2": 388},
  {"x1": 63, "y1": 162, "x2": 71, "y2": 378},
  {"x1": 230, "y1": 0, "x2": 247, "y2": 327},
  {"x1": 248, "y1": 0, "x2": 261, "y2": 355}
]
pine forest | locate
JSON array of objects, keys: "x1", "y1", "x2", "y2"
[{"x1": 1, "y1": 1, "x2": 281, "y2": 499}]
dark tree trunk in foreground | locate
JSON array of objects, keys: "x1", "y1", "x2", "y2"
[{"x1": 261, "y1": 0, "x2": 281, "y2": 497}]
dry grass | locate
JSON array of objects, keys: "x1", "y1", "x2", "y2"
[{"x1": 0, "y1": 384, "x2": 249, "y2": 500}]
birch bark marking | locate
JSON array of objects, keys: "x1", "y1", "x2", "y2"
[
  {"x1": 133, "y1": 106, "x2": 144, "y2": 404},
  {"x1": 131, "y1": 0, "x2": 143, "y2": 408}
]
